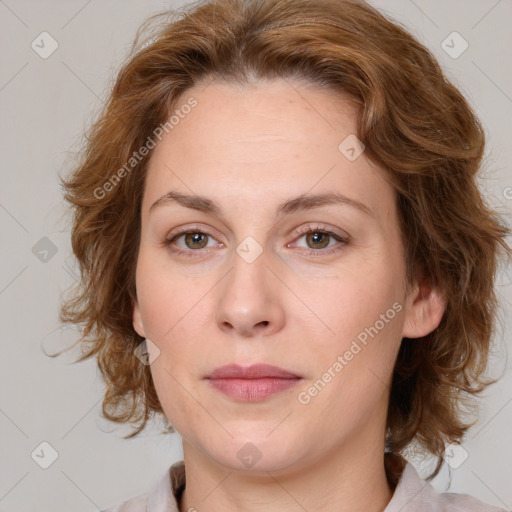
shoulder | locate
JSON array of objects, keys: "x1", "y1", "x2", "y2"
[
  {"x1": 440, "y1": 491, "x2": 509, "y2": 512},
  {"x1": 100, "y1": 493, "x2": 149, "y2": 512},
  {"x1": 386, "y1": 462, "x2": 509, "y2": 512}
]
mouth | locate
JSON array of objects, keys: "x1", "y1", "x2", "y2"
[{"x1": 204, "y1": 364, "x2": 303, "y2": 402}]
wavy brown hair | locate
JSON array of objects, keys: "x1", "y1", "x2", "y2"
[{"x1": 58, "y1": 0, "x2": 510, "y2": 483}]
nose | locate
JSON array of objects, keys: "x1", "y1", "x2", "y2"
[{"x1": 215, "y1": 248, "x2": 285, "y2": 338}]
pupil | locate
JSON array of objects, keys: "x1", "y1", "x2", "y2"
[
  {"x1": 186, "y1": 232, "x2": 206, "y2": 248},
  {"x1": 308, "y1": 232, "x2": 328, "y2": 248}
]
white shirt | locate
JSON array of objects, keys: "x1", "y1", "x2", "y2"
[{"x1": 101, "y1": 460, "x2": 508, "y2": 512}]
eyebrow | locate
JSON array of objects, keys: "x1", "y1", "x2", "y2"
[{"x1": 149, "y1": 190, "x2": 374, "y2": 218}]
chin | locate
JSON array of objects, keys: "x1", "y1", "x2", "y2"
[{"x1": 204, "y1": 434, "x2": 303, "y2": 474}]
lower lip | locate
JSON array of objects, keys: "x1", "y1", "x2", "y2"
[{"x1": 207, "y1": 377, "x2": 301, "y2": 402}]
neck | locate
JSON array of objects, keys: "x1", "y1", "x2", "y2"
[{"x1": 179, "y1": 434, "x2": 393, "y2": 512}]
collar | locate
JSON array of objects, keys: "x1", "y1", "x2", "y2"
[
  {"x1": 146, "y1": 460, "x2": 185, "y2": 512},
  {"x1": 144, "y1": 458, "x2": 503, "y2": 512}
]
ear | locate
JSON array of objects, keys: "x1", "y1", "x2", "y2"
[
  {"x1": 402, "y1": 274, "x2": 446, "y2": 339},
  {"x1": 132, "y1": 296, "x2": 146, "y2": 339}
]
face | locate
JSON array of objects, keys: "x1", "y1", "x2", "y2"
[{"x1": 132, "y1": 78, "x2": 444, "y2": 474}]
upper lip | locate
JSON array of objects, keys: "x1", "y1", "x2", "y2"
[{"x1": 206, "y1": 364, "x2": 301, "y2": 379}]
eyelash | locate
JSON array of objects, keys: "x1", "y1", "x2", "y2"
[{"x1": 162, "y1": 224, "x2": 349, "y2": 258}]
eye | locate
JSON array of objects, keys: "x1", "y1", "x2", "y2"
[
  {"x1": 163, "y1": 227, "x2": 221, "y2": 256},
  {"x1": 297, "y1": 230, "x2": 336, "y2": 249},
  {"x1": 290, "y1": 225, "x2": 349, "y2": 255},
  {"x1": 175, "y1": 232, "x2": 215, "y2": 250}
]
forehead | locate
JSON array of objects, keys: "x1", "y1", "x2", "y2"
[
  {"x1": 167, "y1": 78, "x2": 360, "y2": 155},
  {"x1": 143, "y1": 78, "x2": 393, "y2": 219}
]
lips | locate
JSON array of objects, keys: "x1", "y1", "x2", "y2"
[
  {"x1": 206, "y1": 364, "x2": 301, "y2": 380},
  {"x1": 205, "y1": 364, "x2": 302, "y2": 402}
]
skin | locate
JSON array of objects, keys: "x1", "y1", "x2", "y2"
[{"x1": 132, "y1": 78, "x2": 445, "y2": 512}]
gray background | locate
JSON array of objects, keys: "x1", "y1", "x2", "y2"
[{"x1": 0, "y1": 0, "x2": 511, "y2": 511}]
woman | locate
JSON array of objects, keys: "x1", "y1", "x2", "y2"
[{"x1": 59, "y1": 0, "x2": 510, "y2": 510}]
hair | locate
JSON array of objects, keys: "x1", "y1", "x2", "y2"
[{"x1": 58, "y1": 0, "x2": 510, "y2": 484}]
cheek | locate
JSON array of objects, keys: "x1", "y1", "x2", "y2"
[
  {"x1": 296, "y1": 262, "x2": 404, "y2": 345},
  {"x1": 298, "y1": 297, "x2": 404, "y2": 426},
  {"x1": 149, "y1": 360, "x2": 201, "y2": 434},
  {"x1": 135, "y1": 250, "x2": 212, "y2": 340},
  {"x1": 294, "y1": 257, "x2": 405, "y2": 399}
]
